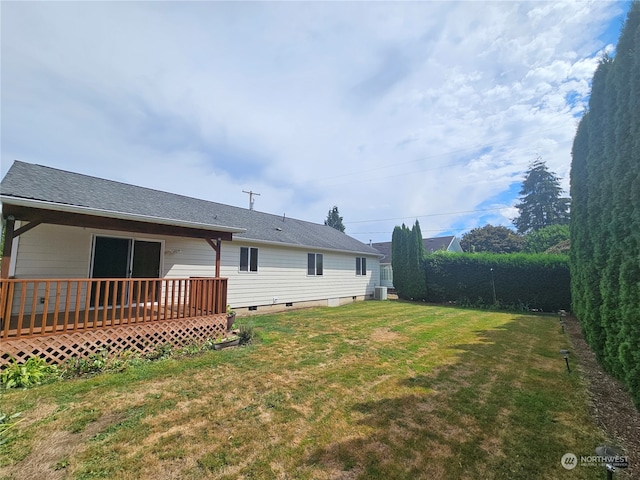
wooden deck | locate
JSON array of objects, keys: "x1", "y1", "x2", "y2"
[
  {"x1": 0, "y1": 277, "x2": 229, "y2": 365},
  {"x1": 1, "y1": 277, "x2": 227, "y2": 340}
]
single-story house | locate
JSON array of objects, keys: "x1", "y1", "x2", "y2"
[
  {"x1": 372, "y1": 236, "x2": 463, "y2": 288},
  {"x1": 0, "y1": 161, "x2": 381, "y2": 364}
]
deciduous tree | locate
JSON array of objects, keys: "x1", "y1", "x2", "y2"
[
  {"x1": 460, "y1": 225, "x2": 524, "y2": 254},
  {"x1": 524, "y1": 224, "x2": 569, "y2": 253}
]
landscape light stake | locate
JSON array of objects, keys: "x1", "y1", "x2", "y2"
[
  {"x1": 559, "y1": 310, "x2": 567, "y2": 333},
  {"x1": 560, "y1": 349, "x2": 571, "y2": 373},
  {"x1": 595, "y1": 445, "x2": 628, "y2": 480},
  {"x1": 605, "y1": 463, "x2": 615, "y2": 480}
]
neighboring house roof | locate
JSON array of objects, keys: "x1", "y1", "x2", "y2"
[
  {"x1": 372, "y1": 235, "x2": 461, "y2": 263},
  {"x1": 371, "y1": 241, "x2": 393, "y2": 263},
  {"x1": 0, "y1": 161, "x2": 380, "y2": 256},
  {"x1": 424, "y1": 236, "x2": 457, "y2": 253}
]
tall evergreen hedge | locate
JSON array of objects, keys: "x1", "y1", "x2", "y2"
[
  {"x1": 391, "y1": 224, "x2": 409, "y2": 298},
  {"x1": 570, "y1": 2, "x2": 640, "y2": 407},
  {"x1": 424, "y1": 252, "x2": 570, "y2": 312},
  {"x1": 392, "y1": 221, "x2": 426, "y2": 300}
]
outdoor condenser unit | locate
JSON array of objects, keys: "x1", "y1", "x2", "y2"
[{"x1": 374, "y1": 286, "x2": 388, "y2": 300}]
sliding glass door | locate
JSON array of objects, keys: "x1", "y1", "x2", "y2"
[{"x1": 90, "y1": 236, "x2": 161, "y2": 307}]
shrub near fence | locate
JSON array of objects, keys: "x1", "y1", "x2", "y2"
[{"x1": 424, "y1": 252, "x2": 571, "y2": 312}]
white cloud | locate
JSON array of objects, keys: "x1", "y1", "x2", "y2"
[{"x1": 0, "y1": 0, "x2": 629, "y2": 242}]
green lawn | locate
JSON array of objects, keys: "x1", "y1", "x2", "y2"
[{"x1": 0, "y1": 301, "x2": 608, "y2": 479}]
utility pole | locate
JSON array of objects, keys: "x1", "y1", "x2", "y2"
[{"x1": 242, "y1": 190, "x2": 261, "y2": 211}]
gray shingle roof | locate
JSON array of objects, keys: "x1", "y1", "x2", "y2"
[
  {"x1": 372, "y1": 236, "x2": 456, "y2": 263},
  {"x1": 423, "y1": 236, "x2": 455, "y2": 253},
  {"x1": 0, "y1": 161, "x2": 380, "y2": 256}
]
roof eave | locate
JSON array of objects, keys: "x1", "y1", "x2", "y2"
[{"x1": 0, "y1": 196, "x2": 247, "y2": 234}]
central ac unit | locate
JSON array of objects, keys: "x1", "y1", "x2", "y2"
[{"x1": 374, "y1": 286, "x2": 387, "y2": 300}]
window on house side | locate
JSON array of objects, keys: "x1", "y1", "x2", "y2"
[
  {"x1": 308, "y1": 253, "x2": 323, "y2": 276},
  {"x1": 381, "y1": 266, "x2": 390, "y2": 280},
  {"x1": 356, "y1": 257, "x2": 367, "y2": 276},
  {"x1": 240, "y1": 247, "x2": 258, "y2": 272}
]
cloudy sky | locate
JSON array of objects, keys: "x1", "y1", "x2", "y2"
[{"x1": 1, "y1": 1, "x2": 631, "y2": 244}]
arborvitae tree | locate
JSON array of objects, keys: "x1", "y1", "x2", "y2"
[
  {"x1": 570, "y1": 1, "x2": 640, "y2": 408},
  {"x1": 460, "y1": 225, "x2": 524, "y2": 253},
  {"x1": 324, "y1": 206, "x2": 345, "y2": 232},
  {"x1": 405, "y1": 220, "x2": 427, "y2": 300},
  {"x1": 392, "y1": 224, "x2": 410, "y2": 297},
  {"x1": 513, "y1": 159, "x2": 570, "y2": 234},
  {"x1": 569, "y1": 115, "x2": 591, "y2": 346},
  {"x1": 392, "y1": 221, "x2": 426, "y2": 300}
]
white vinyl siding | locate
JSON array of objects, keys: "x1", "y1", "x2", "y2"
[
  {"x1": 10, "y1": 224, "x2": 212, "y2": 280},
  {"x1": 9, "y1": 223, "x2": 380, "y2": 312},
  {"x1": 13, "y1": 223, "x2": 93, "y2": 279},
  {"x1": 223, "y1": 244, "x2": 379, "y2": 308}
]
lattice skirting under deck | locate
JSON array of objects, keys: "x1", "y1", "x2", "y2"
[{"x1": 0, "y1": 314, "x2": 228, "y2": 366}]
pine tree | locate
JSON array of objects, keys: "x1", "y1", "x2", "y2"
[
  {"x1": 324, "y1": 206, "x2": 345, "y2": 232},
  {"x1": 513, "y1": 159, "x2": 569, "y2": 234}
]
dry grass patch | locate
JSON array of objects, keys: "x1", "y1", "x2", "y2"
[
  {"x1": 370, "y1": 327, "x2": 403, "y2": 342},
  {"x1": 0, "y1": 409, "x2": 125, "y2": 480}
]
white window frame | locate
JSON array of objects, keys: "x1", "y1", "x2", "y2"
[
  {"x1": 356, "y1": 257, "x2": 367, "y2": 276},
  {"x1": 307, "y1": 253, "x2": 323, "y2": 276},
  {"x1": 240, "y1": 246, "x2": 259, "y2": 273}
]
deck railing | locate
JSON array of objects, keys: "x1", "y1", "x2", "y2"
[{"x1": 0, "y1": 277, "x2": 228, "y2": 340}]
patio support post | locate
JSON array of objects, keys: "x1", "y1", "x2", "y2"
[
  {"x1": 205, "y1": 237, "x2": 223, "y2": 277},
  {"x1": 1, "y1": 216, "x2": 15, "y2": 279},
  {"x1": 215, "y1": 237, "x2": 221, "y2": 277}
]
